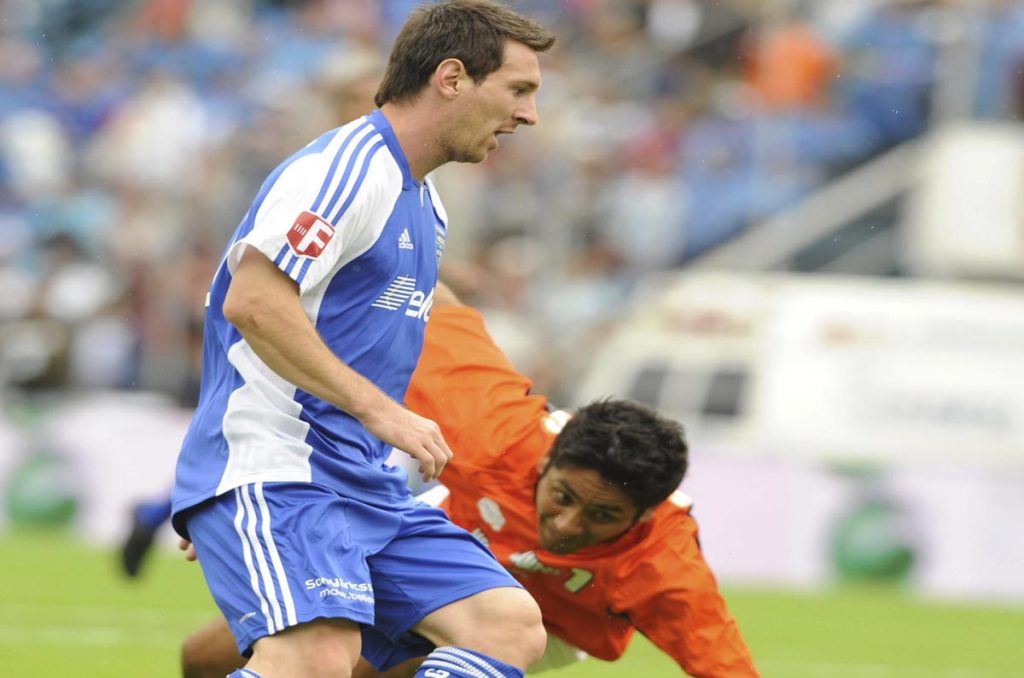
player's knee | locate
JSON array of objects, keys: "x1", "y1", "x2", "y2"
[
  {"x1": 517, "y1": 620, "x2": 549, "y2": 668},
  {"x1": 514, "y1": 597, "x2": 548, "y2": 667},
  {"x1": 464, "y1": 588, "x2": 547, "y2": 666},
  {"x1": 503, "y1": 591, "x2": 546, "y2": 659}
]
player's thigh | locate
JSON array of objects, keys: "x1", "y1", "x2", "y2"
[
  {"x1": 247, "y1": 616, "x2": 361, "y2": 678},
  {"x1": 186, "y1": 482, "x2": 399, "y2": 655},
  {"x1": 414, "y1": 585, "x2": 543, "y2": 649},
  {"x1": 361, "y1": 502, "x2": 525, "y2": 668}
]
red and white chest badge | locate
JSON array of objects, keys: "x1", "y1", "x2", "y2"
[{"x1": 287, "y1": 211, "x2": 335, "y2": 257}]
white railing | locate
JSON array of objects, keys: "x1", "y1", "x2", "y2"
[{"x1": 690, "y1": 140, "x2": 921, "y2": 271}]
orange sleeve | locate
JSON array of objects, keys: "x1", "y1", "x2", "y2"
[
  {"x1": 612, "y1": 511, "x2": 760, "y2": 677},
  {"x1": 406, "y1": 305, "x2": 550, "y2": 471}
]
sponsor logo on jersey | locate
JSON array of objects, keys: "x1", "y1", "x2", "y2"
[
  {"x1": 371, "y1": 277, "x2": 433, "y2": 323},
  {"x1": 477, "y1": 497, "x2": 506, "y2": 531},
  {"x1": 287, "y1": 211, "x2": 335, "y2": 257},
  {"x1": 371, "y1": 276, "x2": 417, "y2": 311},
  {"x1": 509, "y1": 550, "x2": 562, "y2": 576},
  {"x1": 405, "y1": 287, "x2": 433, "y2": 321},
  {"x1": 398, "y1": 227, "x2": 414, "y2": 250}
]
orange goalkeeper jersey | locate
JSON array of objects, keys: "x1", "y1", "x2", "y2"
[{"x1": 406, "y1": 305, "x2": 759, "y2": 677}]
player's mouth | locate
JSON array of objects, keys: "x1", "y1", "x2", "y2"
[
  {"x1": 489, "y1": 130, "x2": 507, "y2": 149},
  {"x1": 541, "y1": 524, "x2": 581, "y2": 553}
]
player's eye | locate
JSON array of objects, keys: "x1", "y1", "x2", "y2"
[
  {"x1": 554, "y1": 491, "x2": 572, "y2": 505},
  {"x1": 590, "y1": 512, "x2": 617, "y2": 524}
]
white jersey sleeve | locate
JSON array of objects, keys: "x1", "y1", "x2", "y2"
[{"x1": 226, "y1": 120, "x2": 404, "y2": 294}]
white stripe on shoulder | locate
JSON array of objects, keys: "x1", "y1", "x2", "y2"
[
  {"x1": 317, "y1": 122, "x2": 379, "y2": 218},
  {"x1": 300, "y1": 150, "x2": 403, "y2": 321},
  {"x1": 323, "y1": 131, "x2": 384, "y2": 225}
]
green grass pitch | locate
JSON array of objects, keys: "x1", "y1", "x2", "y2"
[{"x1": 2, "y1": 532, "x2": 1022, "y2": 677}]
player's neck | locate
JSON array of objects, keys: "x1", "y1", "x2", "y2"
[{"x1": 378, "y1": 103, "x2": 446, "y2": 182}]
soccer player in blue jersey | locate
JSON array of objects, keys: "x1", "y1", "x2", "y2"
[{"x1": 170, "y1": 3, "x2": 555, "y2": 677}]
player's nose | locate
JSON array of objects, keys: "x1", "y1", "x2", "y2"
[
  {"x1": 513, "y1": 96, "x2": 538, "y2": 127},
  {"x1": 552, "y1": 509, "x2": 584, "y2": 536}
]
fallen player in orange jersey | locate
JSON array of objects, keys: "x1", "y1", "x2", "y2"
[{"x1": 180, "y1": 283, "x2": 760, "y2": 677}]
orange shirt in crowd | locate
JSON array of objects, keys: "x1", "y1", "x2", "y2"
[
  {"x1": 406, "y1": 305, "x2": 760, "y2": 678},
  {"x1": 744, "y1": 22, "x2": 837, "y2": 110}
]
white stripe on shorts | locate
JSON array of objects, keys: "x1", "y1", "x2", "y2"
[
  {"x1": 233, "y1": 487, "x2": 274, "y2": 635},
  {"x1": 239, "y1": 484, "x2": 285, "y2": 631},
  {"x1": 254, "y1": 482, "x2": 297, "y2": 627}
]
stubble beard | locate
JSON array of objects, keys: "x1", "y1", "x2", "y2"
[{"x1": 442, "y1": 134, "x2": 489, "y2": 165}]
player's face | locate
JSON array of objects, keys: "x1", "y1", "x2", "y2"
[
  {"x1": 535, "y1": 464, "x2": 641, "y2": 555},
  {"x1": 445, "y1": 40, "x2": 541, "y2": 163}
]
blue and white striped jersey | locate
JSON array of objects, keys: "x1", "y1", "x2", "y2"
[{"x1": 171, "y1": 110, "x2": 448, "y2": 536}]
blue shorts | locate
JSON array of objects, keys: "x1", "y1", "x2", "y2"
[{"x1": 185, "y1": 482, "x2": 520, "y2": 668}]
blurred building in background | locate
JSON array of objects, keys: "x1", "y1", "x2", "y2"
[{"x1": 1, "y1": 0, "x2": 1022, "y2": 601}]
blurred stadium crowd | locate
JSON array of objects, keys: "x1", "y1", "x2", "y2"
[{"x1": 1, "y1": 0, "x2": 1023, "y2": 405}]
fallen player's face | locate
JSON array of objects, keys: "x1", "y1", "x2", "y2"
[{"x1": 535, "y1": 464, "x2": 641, "y2": 554}]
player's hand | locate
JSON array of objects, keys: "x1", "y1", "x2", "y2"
[
  {"x1": 178, "y1": 538, "x2": 198, "y2": 562},
  {"x1": 362, "y1": 404, "x2": 453, "y2": 482}
]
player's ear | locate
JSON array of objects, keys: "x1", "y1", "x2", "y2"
[
  {"x1": 435, "y1": 58, "x2": 466, "y2": 99},
  {"x1": 638, "y1": 507, "x2": 655, "y2": 523}
]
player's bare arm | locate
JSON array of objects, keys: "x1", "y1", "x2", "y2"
[{"x1": 224, "y1": 245, "x2": 453, "y2": 481}]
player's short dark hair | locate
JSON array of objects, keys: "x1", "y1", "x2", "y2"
[
  {"x1": 375, "y1": 0, "x2": 555, "y2": 107},
  {"x1": 548, "y1": 399, "x2": 688, "y2": 513}
]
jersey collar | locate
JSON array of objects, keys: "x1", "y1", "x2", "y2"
[{"x1": 368, "y1": 109, "x2": 418, "y2": 190}]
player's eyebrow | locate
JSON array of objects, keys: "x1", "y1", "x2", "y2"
[
  {"x1": 556, "y1": 480, "x2": 626, "y2": 514},
  {"x1": 591, "y1": 503, "x2": 625, "y2": 515}
]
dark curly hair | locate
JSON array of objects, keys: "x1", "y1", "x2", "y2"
[
  {"x1": 375, "y1": 0, "x2": 556, "y2": 107},
  {"x1": 547, "y1": 399, "x2": 688, "y2": 513}
]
